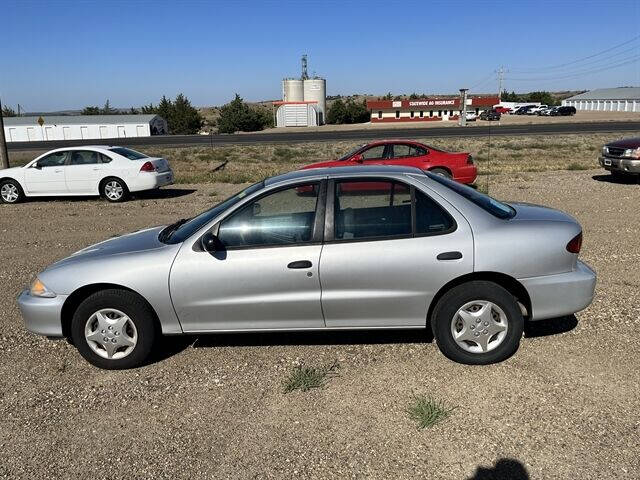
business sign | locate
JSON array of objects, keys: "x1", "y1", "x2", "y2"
[
  {"x1": 409, "y1": 99, "x2": 456, "y2": 106},
  {"x1": 392, "y1": 101, "x2": 402, "y2": 108}
]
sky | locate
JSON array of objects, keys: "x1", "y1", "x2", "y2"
[{"x1": 2, "y1": 0, "x2": 640, "y2": 112}]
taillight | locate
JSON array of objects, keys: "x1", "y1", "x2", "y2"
[
  {"x1": 566, "y1": 232, "x2": 582, "y2": 254},
  {"x1": 140, "y1": 161, "x2": 155, "y2": 172},
  {"x1": 467, "y1": 154, "x2": 474, "y2": 165}
]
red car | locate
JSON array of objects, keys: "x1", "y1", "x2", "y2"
[{"x1": 301, "y1": 140, "x2": 477, "y2": 184}]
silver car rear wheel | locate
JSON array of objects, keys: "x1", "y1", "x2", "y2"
[
  {"x1": 105, "y1": 181, "x2": 124, "y2": 200},
  {"x1": 84, "y1": 308, "x2": 138, "y2": 360},
  {"x1": 450, "y1": 300, "x2": 508, "y2": 354}
]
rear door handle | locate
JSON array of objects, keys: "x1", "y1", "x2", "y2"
[
  {"x1": 287, "y1": 260, "x2": 312, "y2": 269},
  {"x1": 437, "y1": 251, "x2": 463, "y2": 261}
]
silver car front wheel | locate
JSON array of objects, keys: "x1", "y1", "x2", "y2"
[
  {"x1": 0, "y1": 180, "x2": 24, "y2": 204},
  {"x1": 71, "y1": 289, "x2": 157, "y2": 369},
  {"x1": 84, "y1": 308, "x2": 138, "y2": 360}
]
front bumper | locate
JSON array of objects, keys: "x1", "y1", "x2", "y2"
[
  {"x1": 519, "y1": 260, "x2": 596, "y2": 321},
  {"x1": 17, "y1": 290, "x2": 67, "y2": 337},
  {"x1": 599, "y1": 156, "x2": 640, "y2": 174}
]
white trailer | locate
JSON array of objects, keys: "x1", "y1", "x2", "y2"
[{"x1": 3, "y1": 114, "x2": 168, "y2": 142}]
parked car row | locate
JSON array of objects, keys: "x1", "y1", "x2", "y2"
[{"x1": 509, "y1": 105, "x2": 577, "y2": 116}]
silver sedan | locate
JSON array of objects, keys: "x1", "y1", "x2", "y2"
[{"x1": 18, "y1": 166, "x2": 596, "y2": 369}]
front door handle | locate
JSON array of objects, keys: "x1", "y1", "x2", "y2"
[
  {"x1": 437, "y1": 251, "x2": 463, "y2": 261},
  {"x1": 287, "y1": 260, "x2": 312, "y2": 269}
]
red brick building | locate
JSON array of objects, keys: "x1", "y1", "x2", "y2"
[{"x1": 366, "y1": 96, "x2": 500, "y2": 123}]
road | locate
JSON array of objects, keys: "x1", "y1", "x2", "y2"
[{"x1": 7, "y1": 121, "x2": 640, "y2": 151}]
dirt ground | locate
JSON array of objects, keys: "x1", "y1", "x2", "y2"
[{"x1": 1, "y1": 169, "x2": 639, "y2": 479}]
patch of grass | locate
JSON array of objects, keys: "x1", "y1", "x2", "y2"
[
  {"x1": 282, "y1": 361, "x2": 340, "y2": 393},
  {"x1": 566, "y1": 162, "x2": 591, "y2": 171},
  {"x1": 407, "y1": 394, "x2": 456, "y2": 429},
  {"x1": 476, "y1": 182, "x2": 489, "y2": 194}
]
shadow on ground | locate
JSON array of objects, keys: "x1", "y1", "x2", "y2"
[
  {"x1": 132, "y1": 187, "x2": 196, "y2": 200},
  {"x1": 466, "y1": 458, "x2": 530, "y2": 480},
  {"x1": 150, "y1": 315, "x2": 577, "y2": 365},
  {"x1": 524, "y1": 314, "x2": 577, "y2": 338},
  {"x1": 21, "y1": 187, "x2": 196, "y2": 203},
  {"x1": 592, "y1": 174, "x2": 639, "y2": 184}
]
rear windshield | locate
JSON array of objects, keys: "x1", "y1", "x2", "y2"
[
  {"x1": 109, "y1": 147, "x2": 148, "y2": 160},
  {"x1": 425, "y1": 172, "x2": 515, "y2": 219}
]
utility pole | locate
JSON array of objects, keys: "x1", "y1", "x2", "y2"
[
  {"x1": 0, "y1": 97, "x2": 9, "y2": 170},
  {"x1": 459, "y1": 88, "x2": 468, "y2": 127},
  {"x1": 496, "y1": 66, "x2": 505, "y2": 100}
]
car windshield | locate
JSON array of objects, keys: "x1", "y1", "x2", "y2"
[
  {"x1": 425, "y1": 172, "x2": 516, "y2": 219},
  {"x1": 109, "y1": 147, "x2": 149, "y2": 160},
  {"x1": 339, "y1": 145, "x2": 366, "y2": 161},
  {"x1": 159, "y1": 182, "x2": 264, "y2": 244}
]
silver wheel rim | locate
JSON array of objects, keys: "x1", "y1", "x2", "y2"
[
  {"x1": 84, "y1": 308, "x2": 138, "y2": 360},
  {"x1": 1, "y1": 183, "x2": 19, "y2": 203},
  {"x1": 105, "y1": 181, "x2": 123, "y2": 200},
  {"x1": 450, "y1": 300, "x2": 508, "y2": 354}
]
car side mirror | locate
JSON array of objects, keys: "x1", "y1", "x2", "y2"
[
  {"x1": 32, "y1": 163, "x2": 42, "y2": 169},
  {"x1": 352, "y1": 154, "x2": 364, "y2": 163},
  {"x1": 201, "y1": 231, "x2": 220, "y2": 252}
]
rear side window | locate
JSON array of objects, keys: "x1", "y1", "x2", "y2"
[
  {"x1": 109, "y1": 147, "x2": 148, "y2": 160},
  {"x1": 69, "y1": 150, "x2": 99, "y2": 165},
  {"x1": 425, "y1": 172, "x2": 515, "y2": 219},
  {"x1": 99, "y1": 153, "x2": 112, "y2": 163},
  {"x1": 415, "y1": 190, "x2": 455, "y2": 234},
  {"x1": 334, "y1": 181, "x2": 412, "y2": 240}
]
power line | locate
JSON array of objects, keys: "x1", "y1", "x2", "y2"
[
  {"x1": 506, "y1": 55, "x2": 640, "y2": 82},
  {"x1": 510, "y1": 35, "x2": 640, "y2": 73}
]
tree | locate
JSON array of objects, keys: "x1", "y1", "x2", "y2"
[
  {"x1": 101, "y1": 99, "x2": 116, "y2": 114},
  {"x1": 217, "y1": 94, "x2": 265, "y2": 133},
  {"x1": 326, "y1": 98, "x2": 348, "y2": 124},
  {"x1": 345, "y1": 99, "x2": 370, "y2": 123},
  {"x1": 383, "y1": 92, "x2": 393, "y2": 100},
  {"x1": 129, "y1": 107, "x2": 139, "y2": 114},
  {"x1": 140, "y1": 103, "x2": 156, "y2": 114},
  {"x1": 409, "y1": 93, "x2": 420, "y2": 100},
  {"x1": 82, "y1": 106, "x2": 101, "y2": 115},
  {"x1": 2, "y1": 105, "x2": 16, "y2": 117},
  {"x1": 170, "y1": 93, "x2": 203, "y2": 134}
]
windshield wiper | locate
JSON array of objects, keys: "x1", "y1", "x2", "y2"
[{"x1": 159, "y1": 218, "x2": 189, "y2": 242}]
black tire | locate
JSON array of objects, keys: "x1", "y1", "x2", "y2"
[
  {"x1": 100, "y1": 177, "x2": 129, "y2": 202},
  {"x1": 431, "y1": 281, "x2": 524, "y2": 365},
  {"x1": 0, "y1": 178, "x2": 25, "y2": 204},
  {"x1": 430, "y1": 168, "x2": 452, "y2": 179},
  {"x1": 70, "y1": 289, "x2": 158, "y2": 369}
]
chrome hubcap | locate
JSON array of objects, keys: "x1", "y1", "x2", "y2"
[
  {"x1": 1, "y1": 184, "x2": 19, "y2": 202},
  {"x1": 451, "y1": 300, "x2": 508, "y2": 354},
  {"x1": 84, "y1": 308, "x2": 137, "y2": 360},
  {"x1": 105, "y1": 181, "x2": 123, "y2": 200}
]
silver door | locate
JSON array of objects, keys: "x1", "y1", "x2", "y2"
[
  {"x1": 319, "y1": 179, "x2": 474, "y2": 328},
  {"x1": 169, "y1": 182, "x2": 326, "y2": 332}
]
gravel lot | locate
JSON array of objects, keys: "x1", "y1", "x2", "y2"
[{"x1": 1, "y1": 170, "x2": 639, "y2": 479}]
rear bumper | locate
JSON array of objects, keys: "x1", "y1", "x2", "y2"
[
  {"x1": 453, "y1": 165, "x2": 478, "y2": 184},
  {"x1": 599, "y1": 156, "x2": 640, "y2": 174},
  {"x1": 519, "y1": 260, "x2": 596, "y2": 321},
  {"x1": 17, "y1": 290, "x2": 67, "y2": 337},
  {"x1": 129, "y1": 169, "x2": 175, "y2": 192}
]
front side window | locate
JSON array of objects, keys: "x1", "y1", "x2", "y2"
[
  {"x1": 69, "y1": 150, "x2": 99, "y2": 165},
  {"x1": 361, "y1": 145, "x2": 386, "y2": 160},
  {"x1": 334, "y1": 181, "x2": 411, "y2": 240},
  {"x1": 36, "y1": 151, "x2": 67, "y2": 167},
  {"x1": 218, "y1": 183, "x2": 319, "y2": 248}
]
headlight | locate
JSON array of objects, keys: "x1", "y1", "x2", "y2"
[
  {"x1": 29, "y1": 277, "x2": 56, "y2": 298},
  {"x1": 623, "y1": 147, "x2": 640, "y2": 159},
  {"x1": 602, "y1": 146, "x2": 608, "y2": 155}
]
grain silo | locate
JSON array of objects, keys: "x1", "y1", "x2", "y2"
[
  {"x1": 303, "y1": 78, "x2": 327, "y2": 125},
  {"x1": 282, "y1": 79, "x2": 304, "y2": 102}
]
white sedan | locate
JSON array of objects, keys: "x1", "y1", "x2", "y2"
[{"x1": 0, "y1": 146, "x2": 174, "y2": 203}]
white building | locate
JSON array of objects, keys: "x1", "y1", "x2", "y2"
[
  {"x1": 562, "y1": 87, "x2": 640, "y2": 112},
  {"x1": 3, "y1": 114, "x2": 168, "y2": 142}
]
